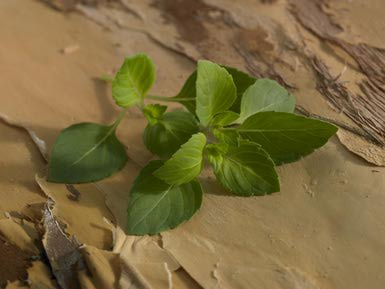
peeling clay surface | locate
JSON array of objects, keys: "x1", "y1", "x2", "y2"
[{"x1": 0, "y1": 0, "x2": 385, "y2": 288}]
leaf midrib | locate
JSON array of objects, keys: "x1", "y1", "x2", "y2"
[
  {"x1": 225, "y1": 154, "x2": 272, "y2": 188},
  {"x1": 123, "y1": 68, "x2": 141, "y2": 103},
  {"x1": 69, "y1": 125, "x2": 115, "y2": 168},
  {"x1": 162, "y1": 122, "x2": 184, "y2": 143},
  {"x1": 130, "y1": 186, "x2": 172, "y2": 230}
]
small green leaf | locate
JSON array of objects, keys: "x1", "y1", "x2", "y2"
[
  {"x1": 154, "y1": 133, "x2": 206, "y2": 185},
  {"x1": 173, "y1": 71, "x2": 197, "y2": 114},
  {"x1": 48, "y1": 123, "x2": 128, "y2": 183},
  {"x1": 206, "y1": 140, "x2": 279, "y2": 196},
  {"x1": 143, "y1": 104, "x2": 167, "y2": 125},
  {"x1": 224, "y1": 66, "x2": 256, "y2": 113},
  {"x1": 238, "y1": 79, "x2": 295, "y2": 123},
  {"x1": 238, "y1": 112, "x2": 338, "y2": 164},
  {"x1": 112, "y1": 53, "x2": 155, "y2": 108},
  {"x1": 210, "y1": 111, "x2": 239, "y2": 127},
  {"x1": 196, "y1": 61, "x2": 237, "y2": 126},
  {"x1": 213, "y1": 128, "x2": 240, "y2": 146},
  {"x1": 143, "y1": 111, "x2": 199, "y2": 158},
  {"x1": 127, "y1": 160, "x2": 203, "y2": 235}
]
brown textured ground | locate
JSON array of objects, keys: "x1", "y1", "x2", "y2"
[
  {"x1": 0, "y1": 0, "x2": 384, "y2": 288},
  {"x1": 0, "y1": 239, "x2": 30, "y2": 287}
]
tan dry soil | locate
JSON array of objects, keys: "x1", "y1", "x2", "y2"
[{"x1": 0, "y1": 0, "x2": 384, "y2": 288}]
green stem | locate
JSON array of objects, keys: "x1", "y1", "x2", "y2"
[
  {"x1": 218, "y1": 127, "x2": 236, "y2": 131},
  {"x1": 100, "y1": 74, "x2": 114, "y2": 82},
  {"x1": 147, "y1": 95, "x2": 195, "y2": 103},
  {"x1": 112, "y1": 108, "x2": 128, "y2": 129}
]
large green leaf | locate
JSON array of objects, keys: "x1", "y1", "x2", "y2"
[
  {"x1": 127, "y1": 160, "x2": 203, "y2": 235},
  {"x1": 143, "y1": 110, "x2": 199, "y2": 158},
  {"x1": 48, "y1": 123, "x2": 128, "y2": 183},
  {"x1": 238, "y1": 112, "x2": 338, "y2": 164},
  {"x1": 112, "y1": 53, "x2": 155, "y2": 108},
  {"x1": 238, "y1": 79, "x2": 295, "y2": 123},
  {"x1": 206, "y1": 140, "x2": 279, "y2": 196},
  {"x1": 196, "y1": 61, "x2": 237, "y2": 126},
  {"x1": 154, "y1": 133, "x2": 206, "y2": 185},
  {"x1": 173, "y1": 66, "x2": 255, "y2": 114}
]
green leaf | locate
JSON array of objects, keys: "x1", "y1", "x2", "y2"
[
  {"x1": 196, "y1": 61, "x2": 237, "y2": 126},
  {"x1": 143, "y1": 104, "x2": 167, "y2": 125},
  {"x1": 154, "y1": 133, "x2": 206, "y2": 185},
  {"x1": 172, "y1": 71, "x2": 197, "y2": 114},
  {"x1": 112, "y1": 53, "x2": 155, "y2": 108},
  {"x1": 127, "y1": 160, "x2": 203, "y2": 235},
  {"x1": 173, "y1": 66, "x2": 255, "y2": 114},
  {"x1": 238, "y1": 79, "x2": 295, "y2": 123},
  {"x1": 224, "y1": 66, "x2": 256, "y2": 113},
  {"x1": 213, "y1": 128, "x2": 240, "y2": 146},
  {"x1": 238, "y1": 112, "x2": 338, "y2": 164},
  {"x1": 210, "y1": 111, "x2": 239, "y2": 127},
  {"x1": 48, "y1": 123, "x2": 128, "y2": 183},
  {"x1": 206, "y1": 140, "x2": 279, "y2": 196},
  {"x1": 143, "y1": 110, "x2": 199, "y2": 158}
]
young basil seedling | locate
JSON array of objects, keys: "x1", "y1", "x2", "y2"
[{"x1": 48, "y1": 53, "x2": 338, "y2": 236}]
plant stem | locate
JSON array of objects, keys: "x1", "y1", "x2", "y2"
[
  {"x1": 100, "y1": 74, "x2": 114, "y2": 82},
  {"x1": 218, "y1": 127, "x2": 236, "y2": 131},
  {"x1": 112, "y1": 108, "x2": 128, "y2": 129},
  {"x1": 147, "y1": 95, "x2": 195, "y2": 103}
]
